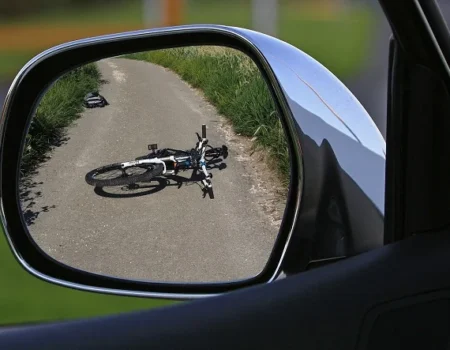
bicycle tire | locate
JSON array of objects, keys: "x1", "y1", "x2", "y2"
[{"x1": 85, "y1": 162, "x2": 164, "y2": 187}]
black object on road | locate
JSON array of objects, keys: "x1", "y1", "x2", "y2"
[{"x1": 83, "y1": 92, "x2": 109, "y2": 108}]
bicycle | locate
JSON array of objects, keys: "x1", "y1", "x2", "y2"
[{"x1": 85, "y1": 124, "x2": 228, "y2": 199}]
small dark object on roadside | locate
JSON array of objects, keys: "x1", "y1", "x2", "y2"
[{"x1": 83, "y1": 92, "x2": 109, "y2": 108}]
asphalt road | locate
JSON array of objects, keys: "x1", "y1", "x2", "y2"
[{"x1": 20, "y1": 58, "x2": 286, "y2": 284}]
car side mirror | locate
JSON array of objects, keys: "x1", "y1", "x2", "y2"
[{"x1": 0, "y1": 25, "x2": 386, "y2": 299}]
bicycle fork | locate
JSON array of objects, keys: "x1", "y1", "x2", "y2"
[{"x1": 197, "y1": 136, "x2": 212, "y2": 190}]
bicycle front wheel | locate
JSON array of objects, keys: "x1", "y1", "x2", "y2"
[{"x1": 85, "y1": 162, "x2": 164, "y2": 187}]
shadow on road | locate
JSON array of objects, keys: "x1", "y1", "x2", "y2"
[
  {"x1": 17, "y1": 133, "x2": 73, "y2": 226},
  {"x1": 19, "y1": 172, "x2": 57, "y2": 226},
  {"x1": 94, "y1": 177, "x2": 168, "y2": 198}
]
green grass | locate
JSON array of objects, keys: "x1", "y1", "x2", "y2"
[
  {"x1": 21, "y1": 63, "x2": 100, "y2": 175},
  {"x1": 278, "y1": 7, "x2": 373, "y2": 79},
  {"x1": 186, "y1": 0, "x2": 373, "y2": 79},
  {"x1": 0, "y1": 227, "x2": 173, "y2": 325},
  {"x1": 0, "y1": 52, "x2": 34, "y2": 79},
  {"x1": 125, "y1": 47, "x2": 290, "y2": 185},
  {"x1": 0, "y1": 0, "x2": 373, "y2": 80}
]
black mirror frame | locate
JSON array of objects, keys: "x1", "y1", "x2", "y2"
[{"x1": 0, "y1": 25, "x2": 303, "y2": 299}]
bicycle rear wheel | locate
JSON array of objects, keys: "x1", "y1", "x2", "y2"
[{"x1": 85, "y1": 162, "x2": 164, "y2": 187}]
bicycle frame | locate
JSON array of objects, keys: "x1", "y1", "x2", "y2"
[{"x1": 120, "y1": 126, "x2": 213, "y2": 190}]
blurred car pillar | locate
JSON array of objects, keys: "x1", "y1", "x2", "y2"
[
  {"x1": 143, "y1": 0, "x2": 163, "y2": 27},
  {"x1": 252, "y1": 0, "x2": 278, "y2": 37}
]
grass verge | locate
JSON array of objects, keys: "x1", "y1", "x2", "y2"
[
  {"x1": 21, "y1": 63, "x2": 101, "y2": 175},
  {"x1": 125, "y1": 47, "x2": 290, "y2": 185}
]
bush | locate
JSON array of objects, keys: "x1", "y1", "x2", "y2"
[{"x1": 22, "y1": 63, "x2": 101, "y2": 175}]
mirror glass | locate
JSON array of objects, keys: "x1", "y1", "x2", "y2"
[{"x1": 19, "y1": 46, "x2": 291, "y2": 283}]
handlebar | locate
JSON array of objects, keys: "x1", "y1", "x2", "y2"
[
  {"x1": 146, "y1": 125, "x2": 225, "y2": 199},
  {"x1": 202, "y1": 124, "x2": 207, "y2": 139}
]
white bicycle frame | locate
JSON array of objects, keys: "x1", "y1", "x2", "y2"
[
  {"x1": 119, "y1": 136, "x2": 212, "y2": 189},
  {"x1": 197, "y1": 138, "x2": 212, "y2": 189}
]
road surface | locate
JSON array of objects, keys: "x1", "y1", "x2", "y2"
[{"x1": 20, "y1": 58, "x2": 286, "y2": 284}]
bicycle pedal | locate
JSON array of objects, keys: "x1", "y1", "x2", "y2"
[{"x1": 148, "y1": 144, "x2": 158, "y2": 150}]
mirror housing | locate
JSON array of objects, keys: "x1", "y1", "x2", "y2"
[{"x1": 0, "y1": 25, "x2": 385, "y2": 299}]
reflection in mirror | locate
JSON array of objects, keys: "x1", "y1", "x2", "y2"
[{"x1": 19, "y1": 46, "x2": 292, "y2": 283}]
